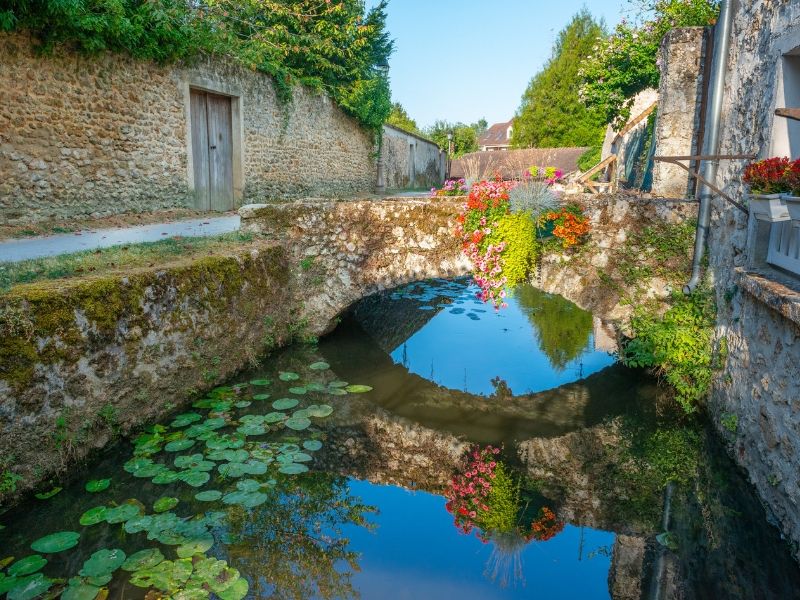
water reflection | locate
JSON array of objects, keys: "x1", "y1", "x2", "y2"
[{"x1": 358, "y1": 279, "x2": 616, "y2": 396}]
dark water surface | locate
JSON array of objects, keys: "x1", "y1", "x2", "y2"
[{"x1": 1, "y1": 279, "x2": 799, "y2": 600}]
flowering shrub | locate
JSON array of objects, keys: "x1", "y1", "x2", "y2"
[
  {"x1": 544, "y1": 205, "x2": 591, "y2": 248},
  {"x1": 528, "y1": 166, "x2": 564, "y2": 185},
  {"x1": 742, "y1": 157, "x2": 792, "y2": 195},
  {"x1": 783, "y1": 160, "x2": 800, "y2": 196},
  {"x1": 431, "y1": 178, "x2": 469, "y2": 197},
  {"x1": 527, "y1": 507, "x2": 565, "y2": 542},
  {"x1": 445, "y1": 445, "x2": 503, "y2": 537}
]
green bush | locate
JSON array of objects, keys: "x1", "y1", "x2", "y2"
[
  {"x1": 623, "y1": 288, "x2": 717, "y2": 413},
  {"x1": 485, "y1": 213, "x2": 538, "y2": 288}
]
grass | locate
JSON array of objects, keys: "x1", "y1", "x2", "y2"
[{"x1": 0, "y1": 231, "x2": 256, "y2": 292}]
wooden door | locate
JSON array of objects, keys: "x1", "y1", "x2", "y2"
[{"x1": 190, "y1": 90, "x2": 234, "y2": 211}]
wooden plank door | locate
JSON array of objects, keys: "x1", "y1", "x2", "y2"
[{"x1": 190, "y1": 90, "x2": 234, "y2": 211}]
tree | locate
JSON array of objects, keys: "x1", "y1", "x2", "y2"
[
  {"x1": 386, "y1": 102, "x2": 420, "y2": 134},
  {"x1": 512, "y1": 10, "x2": 607, "y2": 149},
  {"x1": 425, "y1": 120, "x2": 482, "y2": 158},
  {"x1": 579, "y1": 0, "x2": 719, "y2": 127}
]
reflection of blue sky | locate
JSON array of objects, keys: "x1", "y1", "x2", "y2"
[
  {"x1": 390, "y1": 283, "x2": 616, "y2": 396},
  {"x1": 341, "y1": 480, "x2": 614, "y2": 600}
]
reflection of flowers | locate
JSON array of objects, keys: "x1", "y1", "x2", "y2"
[
  {"x1": 445, "y1": 445, "x2": 502, "y2": 536},
  {"x1": 528, "y1": 506, "x2": 565, "y2": 542}
]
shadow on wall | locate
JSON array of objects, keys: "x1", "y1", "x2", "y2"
[{"x1": 382, "y1": 124, "x2": 445, "y2": 190}]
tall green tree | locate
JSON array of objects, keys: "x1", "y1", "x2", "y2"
[
  {"x1": 512, "y1": 10, "x2": 607, "y2": 149},
  {"x1": 386, "y1": 103, "x2": 420, "y2": 134},
  {"x1": 425, "y1": 119, "x2": 483, "y2": 157}
]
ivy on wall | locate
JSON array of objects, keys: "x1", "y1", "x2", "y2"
[{"x1": 0, "y1": 0, "x2": 394, "y2": 133}]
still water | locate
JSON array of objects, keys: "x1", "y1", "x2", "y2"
[{"x1": 1, "y1": 279, "x2": 798, "y2": 600}]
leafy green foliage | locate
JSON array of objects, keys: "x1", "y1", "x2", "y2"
[
  {"x1": 484, "y1": 213, "x2": 538, "y2": 288},
  {"x1": 513, "y1": 10, "x2": 607, "y2": 148},
  {"x1": 579, "y1": 0, "x2": 719, "y2": 127},
  {"x1": 386, "y1": 102, "x2": 420, "y2": 134},
  {"x1": 2, "y1": 0, "x2": 394, "y2": 132},
  {"x1": 577, "y1": 146, "x2": 602, "y2": 171},
  {"x1": 424, "y1": 120, "x2": 483, "y2": 157},
  {"x1": 624, "y1": 288, "x2": 717, "y2": 413},
  {"x1": 477, "y1": 463, "x2": 519, "y2": 534}
]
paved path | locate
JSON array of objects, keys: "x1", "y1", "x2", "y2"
[{"x1": 0, "y1": 215, "x2": 240, "y2": 263}]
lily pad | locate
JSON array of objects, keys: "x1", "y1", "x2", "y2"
[
  {"x1": 6, "y1": 573, "x2": 52, "y2": 600},
  {"x1": 305, "y1": 382, "x2": 327, "y2": 392},
  {"x1": 175, "y1": 454, "x2": 215, "y2": 471},
  {"x1": 30, "y1": 531, "x2": 80, "y2": 553},
  {"x1": 178, "y1": 470, "x2": 210, "y2": 487},
  {"x1": 195, "y1": 490, "x2": 223, "y2": 502},
  {"x1": 61, "y1": 582, "x2": 102, "y2": 600},
  {"x1": 328, "y1": 380, "x2": 349, "y2": 388},
  {"x1": 206, "y1": 449, "x2": 249, "y2": 463},
  {"x1": 252, "y1": 393, "x2": 271, "y2": 401},
  {"x1": 153, "y1": 497, "x2": 179, "y2": 513},
  {"x1": 129, "y1": 559, "x2": 193, "y2": 591},
  {"x1": 164, "y1": 438, "x2": 195, "y2": 452},
  {"x1": 279, "y1": 463, "x2": 309, "y2": 475},
  {"x1": 105, "y1": 502, "x2": 143, "y2": 524},
  {"x1": 326, "y1": 387, "x2": 348, "y2": 396},
  {"x1": 272, "y1": 398, "x2": 298, "y2": 410},
  {"x1": 203, "y1": 417, "x2": 227, "y2": 430},
  {"x1": 345, "y1": 384, "x2": 373, "y2": 393},
  {"x1": 85, "y1": 479, "x2": 111, "y2": 493},
  {"x1": 217, "y1": 575, "x2": 248, "y2": 600},
  {"x1": 306, "y1": 404, "x2": 334, "y2": 418},
  {"x1": 236, "y1": 479, "x2": 261, "y2": 493},
  {"x1": 122, "y1": 548, "x2": 164, "y2": 572},
  {"x1": 234, "y1": 400, "x2": 252, "y2": 408},
  {"x1": 249, "y1": 379, "x2": 271, "y2": 386},
  {"x1": 278, "y1": 371, "x2": 300, "y2": 381},
  {"x1": 152, "y1": 469, "x2": 181, "y2": 485},
  {"x1": 176, "y1": 536, "x2": 214, "y2": 558},
  {"x1": 285, "y1": 417, "x2": 311, "y2": 431},
  {"x1": 236, "y1": 423, "x2": 266, "y2": 436},
  {"x1": 79, "y1": 548, "x2": 126, "y2": 578},
  {"x1": 288, "y1": 387, "x2": 307, "y2": 395},
  {"x1": 7, "y1": 556, "x2": 47, "y2": 577},
  {"x1": 221, "y1": 491, "x2": 269, "y2": 508},
  {"x1": 34, "y1": 487, "x2": 62, "y2": 500},
  {"x1": 264, "y1": 412, "x2": 287, "y2": 423},
  {"x1": 79, "y1": 506, "x2": 108, "y2": 526},
  {"x1": 309, "y1": 361, "x2": 330, "y2": 371},
  {"x1": 170, "y1": 413, "x2": 202, "y2": 428},
  {"x1": 303, "y1": 440, "x2": 323, "y2": 451},
  {"x1": 291, "y1": 452, "x2": 313, "y2": 463}
]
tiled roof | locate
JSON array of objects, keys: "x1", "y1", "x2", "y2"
[
  {"x1": 478, "y1": 121, "x2": 513, "y2": 147},
  {"x1": 450, "y1": 147, "x2": 590, "y2": 180}
]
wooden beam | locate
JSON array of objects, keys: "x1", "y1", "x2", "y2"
[
  {"x1": 578, "y1": 154, "x2": 616, "y2": 183},
  {"x1": 612, "y1": 101, "x2": 658, "y2": 144},
  {"x1": 776, "y1": 108, "x2": 800, "y2": 121}
]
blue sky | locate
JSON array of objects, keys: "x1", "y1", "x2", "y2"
[{"x1": 368, "y1": 0, "x2": 628, "y2": 130}]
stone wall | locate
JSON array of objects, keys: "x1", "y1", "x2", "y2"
[
  {"x1": 601, "y1": 89, "x2": 658, "y2": 187},
  {"x1": 700, "y1": 1, "x2": 800, "y2": 559},
  {"x1": 381, "y1": 124, "x2": 445, "y2": 190},
  {"x1": 651, "y1": 27, "x2": 707, "y2": 198},
  {"x1": 0, "y1": 32, "x2": 375, "y2": 224},
  {"x1": 0, "y1": 197, "x2": 467, "y2": 506}
]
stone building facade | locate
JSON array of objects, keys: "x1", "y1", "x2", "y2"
[
  {"x1": 698, "y1": 1, "x2": 800, "y2": 559},
  {"x1": 381, "y1": 124, "x2": 445, "y2": 190},
  {"x1": 0, "y1": 32, "x2": 376, "y2": 224}
]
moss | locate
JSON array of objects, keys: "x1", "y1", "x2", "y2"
[{"x1": 0, "y1": 336, "x2": 38, "y2": 389}]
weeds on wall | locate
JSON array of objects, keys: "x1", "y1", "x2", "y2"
[{"x1": 0, "y1": 0, "x2": 394, "y2": 133}]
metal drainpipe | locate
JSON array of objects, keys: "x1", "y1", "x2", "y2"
[{"x1": 684, "y1": 0, "x2": 734, "y2": 294}]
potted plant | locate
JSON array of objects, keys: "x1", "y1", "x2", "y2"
[
  {"x1": 781, "y1": 158, "x2": 800, "y2": 225},
  {"x1": 743, "y1": 157, "x2": 790, "y2": 222}
]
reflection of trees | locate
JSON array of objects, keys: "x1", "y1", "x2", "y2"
[
  {"x1": 221, "y1": 472, "x2": 376, "y2": 600},
  {"x1": 515, "y1": 286, "x2": 593, "y2": 370}
]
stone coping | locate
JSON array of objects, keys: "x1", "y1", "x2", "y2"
[
  {"x1": 736, "y1": 267, "x2": 800, "y2": 327},
  {"x1": 238, "y1": 196, "x2": 466, "y2": 219}
]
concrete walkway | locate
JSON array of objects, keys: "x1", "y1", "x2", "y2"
[{"x1": 0, "y1": 215, "x2": 240, "y2": 263}]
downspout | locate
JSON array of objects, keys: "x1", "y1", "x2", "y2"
[{"x1": 684, "y1": 0, "x2": 734, "y2": 294}]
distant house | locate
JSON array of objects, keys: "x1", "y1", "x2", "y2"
[
  {"x1": 478, "y1": 120, "x2": 514, "y2": 151},
  {"x1": 450, "y1": 147, "x2": 588, "y2": 181}
]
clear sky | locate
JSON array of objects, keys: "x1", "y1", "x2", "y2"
[{"x1": 368, "y1": 0, "x2": 629, "y2": 130}]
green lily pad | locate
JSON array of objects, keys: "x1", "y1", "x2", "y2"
[
  {"x1": 170, "y1": 412, "x2": 202, "y2": 428},
  {"x1": 345, "y1": 384, "x2": 373, "y2": 393},
  {"x1": 7, "y1": 556, "x2": 47, "y2": 577},
  {"x1": 236, "y1": 479, "x2": 261, "y2": 493},
  {"x1": 249, "y1": 379, "x2": 271, "y2": 386},
  {"x1": 279, "y1": 371, "x2": 300, "y2": 381},
  {"x1": 61, "y1": 582, "x2": 102, "y2": 600},
  {"x1": 130, "y1": 559, "x2": 193, "y2": 591},
  {"x1": 152, "y1": 469, "x2": 181, "y2": 485},
  {"x1": 79, "y1": 548, "x2": 126, "y2": 578},
  {"x1": 30, "y1": 531, "x2": 80, "y2": 553},
  {"x1": 326, "y1": 387, "x2": 348, "y2": 396},
  {"x1": 203, "y1": 417, "x2": 227, "y2": 430},
  {"x1": 153, "y1": 497, "x2": 179, "y2": 513},
  {"x1": 272, "y1": 398, "x2": 298, "y2": 410},
  {"x1": 6, "y1": 573, "x2": 52, "y2": 600},
  {"x1": 218, "y1": 462, "x2": 247, "y2": 478},
  {"x1": 252, "y1": 393, "x2": 271, "y2": 401},
  {"x1": 34, "y1": 487, "x2": 61, "y2": 500},
  {"x1": 195, "y1": 490, "x2": 223, "y2": 502},
  {"x1": 205, "y1": 434, "x2": 245, "y2": 451},
  {"x1": 305, "y1": 382, "x2": 327, "y2": 392},
  {"x1": 309, "y1": 361, "x2": 330, "y2": 371},
  {"x1": 243, "y1": 459, "x2": 268, "y2": 475},
  {"x1": 303, "y1": 440, "x2": 323, "y2": 451},
  {"x1": 79, "y1": 506, "x2": 108, "y2": 526},
  {"x1": 207, "y1": 449, "x2": 249, "y2": 463},
  {"x1": 164, "y1": 438, "x2": 195, "y2": 452},
  {"x1": 291, "y1": 452, "x2": 313, "y2": 463},
  {"x1": 178, "y1": 470, "x2": 210, "y2": 487},
  {"x1": 121, "y1": 548, "x2": 164, "y2": 571},
  {"x1": 306, "y1": 404, "x2": 334, "y2": 418},
  {"x1": 234, "y1": 400, "x2": 252, "y2": 408},
  {"x1": 85, "y1": 479, "x2": 111, "y2": 493},
  {"x1": 236, "y1": 423, "x2": 266, "y2": 436},
  {"x1": 105, "y1": 502, "x2": 143, "y2": 524},
  {"x1": 292, "y1": 409, "x2": 309, "y2": 419},
  {"x1": 176, "y1": 536, "x2": 214, "y2": 558},
  {"x1": 264, "y1": 412, "x2": 287, "y2": 423},
  {"x1": 221, "y1": 490, "x2": 268, "y2": 508},
  {"x1": 279, "y1": 463, "x2": 309, "y2": 475},
  {"x1": 328, "y1": 380, "x2": 349, "y2": 388},
  {"x1": 288, "y1": 387, "x2": 307, "y2": 395},
  {"x1": 0, "y1": 574, "x2": 17, "y2": 596},
  {"x1": 217, "y1": 575, "x2": 248, "y2": 600},
  {"x1": 174, "y1": 454, "x2": 215, "y2": 471},
  {"x1": 285, "y1": 416, "x2": 311, "y2": 431}
]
